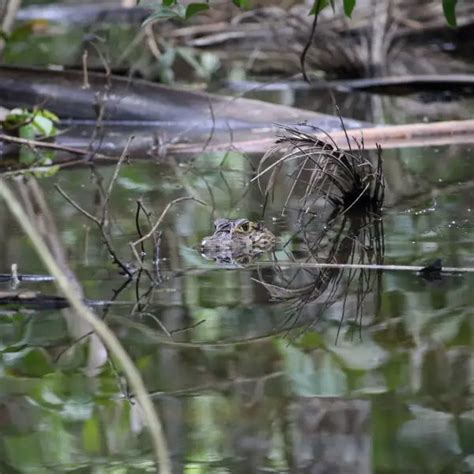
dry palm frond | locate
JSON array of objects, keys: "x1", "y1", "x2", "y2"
[
  {"x1": 255, "y1": 124, "x2": 384, "y2": 216},
  {"x1": 256, "y1": 207, "x2": 384, "y2": 338}
]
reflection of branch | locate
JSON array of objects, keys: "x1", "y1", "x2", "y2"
[
  {"x1": 0, "y1": 179, "x2": 171, "y2": 473},
  {"x1": 56, "y1": 184, "x2": 132, "y2": 277},
  {"x1": 54, "y1": 137, "x2": 134, "y2": 277},
  {"x1": 248, "y1": 261, "x2": 474, "y2": 273},
  {"x1": 144, "y1": 371, "x2": 284, "y2": 400},
  {"x1": 101, "y1": 136, "x2": 133, "y2": 223},
  {"x1": 136, "y1": 199, "x2": 162, "y2": 281},
  {"x1": 130, "y1": 196, "x2": 206, "y2": 271}
]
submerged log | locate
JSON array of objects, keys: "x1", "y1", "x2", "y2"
[
  {"x1": 0, "y1": 66, "x2": 365, "y2": 130},
  {"x1": 0, "y1": 66, "x2": 369, "y2": 160}
]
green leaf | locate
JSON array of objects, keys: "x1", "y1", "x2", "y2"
[
  {"x1": 310, "y1": 0, "x2": 329, "y2": 15},
  {"x1": 279, "y1": 342, "x2": 347, "y2": 397},
  {"x1": 18, "y1": 125, "x2": 37, "y2": 164},
  {"x1": 38, "y1": 109, "x2": 59, "y2": 123},
  {"x1": 142, "y1": 4, "x2": 185, "y2": 26},
  {"x1": 232, "y1": 0, "x2": 250, "y2": 8},
  {"x1": 31, "y1": 164, "x2": 60, "y2": 178},
  {"x1": 4, "y1": 348, "x2": 53, "y2": 377},
  {"x1": 82, "y1": 418, "x2": 102, "y2": 454},
  {"x1": 343, "y1": 0, "x2": 356, "y2": 17},
  {"x1": 32, "y1": 115, "x2": 55, "y2": 137},
  {"x1": 185, "y1": 3, "x2": 209, "y2": 19},
  {"x1": 442, "y1": 0, "x2": 457, "y2": 27},
  {"x1": 162, "y1": 0, "x2": 176, "y2": 5}
]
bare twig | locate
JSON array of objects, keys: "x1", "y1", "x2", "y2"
[
  {"x1": 247, "y1": 261, "x2": 474, "y2": 273},
  {"x1": 138, "y1": 199, "x2": 163, "y2": 281},
  {"x1": 141, "y1": 312, "x2": 171, "y2": 338},
  {"x1": 130, "y1": 196, "x2": 206, "y2": 270},
  {"x1": 82, "y1": 49, "x2": 90, "y2": 90},
  {"x1": 56, "y1": 184, "x2": 133, "y2": 277},
  {"x1": 145, "y1": 24, "x2": 162, "y2": 61},
  {"x1": 135, "y1": 200, "x2": 147, "y2": 262},
  {"x1": 55, "y1": 185, "x2": 100, "y2": 224},
  {"x1": 300, "y1": 0, "x2": 323, "y2": 82},
  {"x1": 54, "y1": 138, "x2": 134, "y2": 277},
  {"x1": 0, "y1": 133, "x2": 112, "y2": 159},
  {"x1": 101, "y1": 136, "x2": 133, "y2": 224},
  {"x1": 0, "y1": 272, "x2": 54, "y2": 282}
]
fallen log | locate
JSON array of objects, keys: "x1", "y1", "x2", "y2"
[
  {"x1": 2, "y1": 119, "x2": 473, "y2": 165},
  {"x1": 0, "y1": 66, "x2": 365, "y2": 130},
  {"x1": 164, "y1": 119, "x2": 474, "y2": 155}
]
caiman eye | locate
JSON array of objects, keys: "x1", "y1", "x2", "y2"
[{"x1": 239, "y1": 221, "x2": 250, "y2": 232}]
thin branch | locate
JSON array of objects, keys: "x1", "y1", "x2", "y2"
[
  {"x1": 135, "y1": 200, "x2": 146, "y2": 261},
  {"x1": 55, "y1": 184, "x2": 100, "y2": 224},
  {"x1": 0, "y1": 178, "x2": 171, "y2": 473},
  {"x1": 0, "y1": 133, "x2": 112, "y2": 159},
  {"x1": 247, "y1": 261, "x2": 474, "y2": 273},
  {"x1": 130, "y1": 196, "x2": 206, "y2": 269},
  {"x1": 81, "y1": 49, "x2": 90, "y2": 90},
  {"x1": 0, "y1": 272, "x2": 55, "y2": 282},
  {"x1": 55, "y1": 184, "x2": 133, "y2": 277},
  {"x1": 101, "y1": 136, "x2": 134, "y2": 224},
  {"x1": 300, "y1": 0, "x2": 323, "y2": 82}
]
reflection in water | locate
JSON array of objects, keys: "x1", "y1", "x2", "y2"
[
  {"x1": 0, "y1": 135, "x2": 472, "y2": 472},
  {"x1": 293, "y1": 398, "x2": 371, "y2": 474},
  {"x1": 256, "y1": 205, "x2": 384, "y2": 341}
]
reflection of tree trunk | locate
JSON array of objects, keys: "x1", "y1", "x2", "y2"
[
  {"x1": 292, "y1": 398, "x2": 371, "y2": 473},
  {"x1": 0, "y1": 199, "x2": 8, "y2": 271},
  {"x1": 13, "y1": 177, "x2": 107, "y2": 375},
  {"x1": 0, "y1": 0, "x2": 22, "y2": 57},
  {"x1": 370, "y1": 0, "x2": 390, "y2": 77},
  {"x1": 383, "y1": 150, "x2": 430, "y2": 206}
]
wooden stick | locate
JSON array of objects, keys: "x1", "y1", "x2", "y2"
[
  {"x1": 0, "y1": 132, "x2": 112, "y2": 158},
  {"x1": 168, "y1": 119, "x2": 474, "y2": 155},
  {"x1": 326, "y1": 119, "x2": 474, "y2": 150},
  {"x1": 246, "y1": 261, "x2": 474, "y2": 273}
]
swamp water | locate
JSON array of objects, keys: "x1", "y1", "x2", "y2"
[{"x1": 0, "y1": 93, "x2": 473, "y2": 473}]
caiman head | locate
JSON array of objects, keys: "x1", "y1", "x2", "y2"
[{"x1": 200, "y1": 218, "x2": 275, "y2": 264}]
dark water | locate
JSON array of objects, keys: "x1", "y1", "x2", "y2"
[
  {"x1": 0, "y1": 132, "x2": 473, "y2": 472},
  {"x1": 1, "y1": 13, "x2": 474, "y2": 471}
]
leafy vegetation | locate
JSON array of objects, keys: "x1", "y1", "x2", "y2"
[
  {"x1": 3, "y1": 108, "x2": 59, "y2": 141},
  {"x1": 141, "y1": 0, "x2": 457, "y2": 25},
  {"x1": 1, "y1": 108, "x2": 60, "y2": 174}
]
